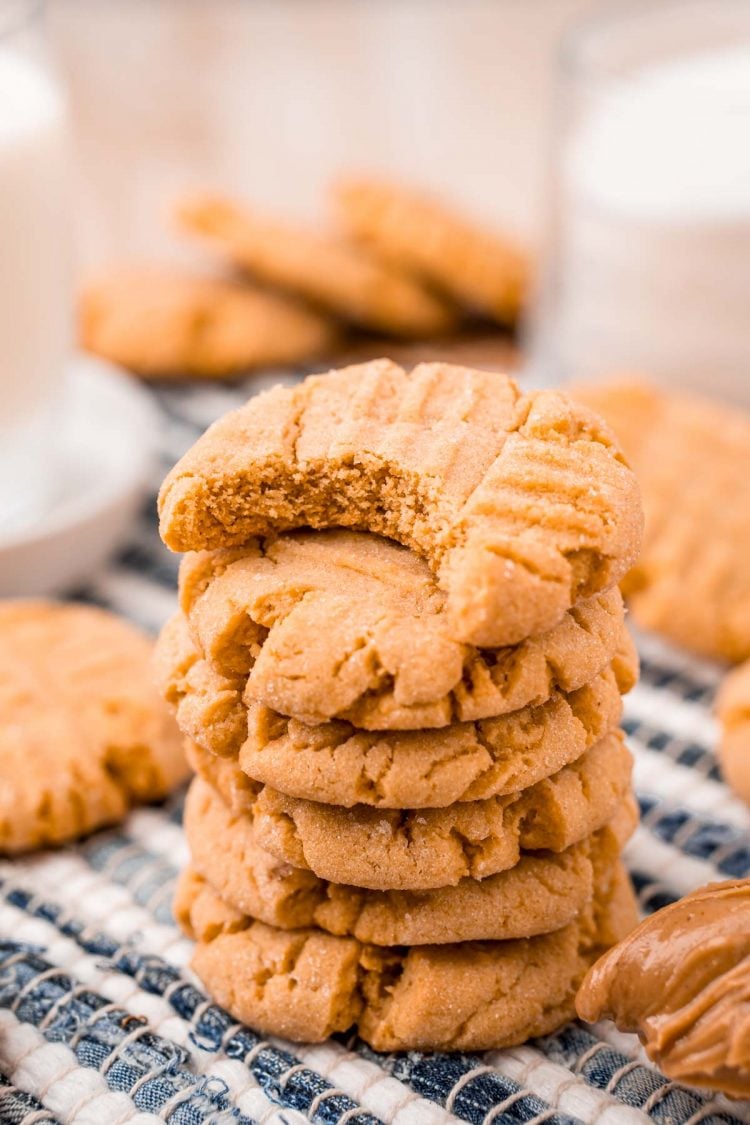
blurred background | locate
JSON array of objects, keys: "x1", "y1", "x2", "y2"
[
  {"x1": 50, "y1": 0, "x2": 593, "y2": 266},
  {"x1": 4, "y1": 0, "x2": 750, "y2": 607}
]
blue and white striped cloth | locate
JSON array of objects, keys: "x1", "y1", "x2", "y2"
[{"x1": 2, "y1": 374, "x2": 749, "y2": 1125}]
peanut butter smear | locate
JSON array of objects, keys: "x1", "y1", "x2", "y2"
[{"x1": 576, "y1": 879, "x2": 750, "y2": 1097}]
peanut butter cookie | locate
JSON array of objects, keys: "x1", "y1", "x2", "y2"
[
  {"x1": 0, "y1": 601, "x2": 187, "y2": 853},
  {"x1": 333, "y1": 177, "x2": 530, "y2": 326},
  {"x1": 577, "y1": 879, "x2": 750, "y2": 1098},
  {"x1": 80, "y1": 268, "x2": 336, "y2": 379},
  {"x1": 187, "y1": 732, "x2": 632, "y2": 890},
  {"x1": 175, "y1": 860, "x2": 638, "y2": 1050},
  {"x1": 184, "y1": 777, "x2": 637, "y2": 946},
  {"x1": 156, "y1": 613, "x2": 248, "y2": 760},
  {"x1": 159, "y1": 361, "x2": 643, "y2": 647},
  {"x1": 175, "y1": 194, "x2": 456, "y2": 338},
  {"x1": 177, "y1": 529, "x2": 631, "y2": 729},
  {"x1": 157, "y1": 612, "x2": 633, "y2": 806},
  {"x1": 238, "y1": 653, "x2": 630, "y2": 806},
  {"x1": 574, "y1": 379, "x2": 750, "y2": 662}
]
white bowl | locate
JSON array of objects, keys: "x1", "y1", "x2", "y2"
[{"x1": 0, "y1": 357, "x2": 159, "y2": 597}]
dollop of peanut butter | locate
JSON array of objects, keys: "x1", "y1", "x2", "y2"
[{"x1": 576, "y1": 879, "x2": 750, "y2": 1097}]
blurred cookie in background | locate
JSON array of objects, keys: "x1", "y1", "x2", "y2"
[
  {"x1": 0, "y1": 600, "x2": 188, "y2": 853},
  {"x1": 79, "y1": 177, "x2": 530, "y2": 381},
  {"x1": 573, "y1": 379, "x2": 750, "y2": 663},
  {"x1": 175, "y1": 192, "x2": 457, "y2": 338},
  {"x1": 333, "y1": 176, "x2": 530, "y2": 327},
  {"x1": 331, "y1": 328, "x2": 520, "y2": 374},
  {"x1": 717, "y1": 660, "x2": 750, "y2": 806},
  {"x1": 80, "y1": 268, "x2": 338, "y2": 380}
]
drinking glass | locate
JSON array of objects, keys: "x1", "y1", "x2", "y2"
[
  {"x1": 530, "y1": 0, "x2": 750, "y2": 405},
  {"x1": 0, "y1": 0, "x2": 71, "y2": 531}
]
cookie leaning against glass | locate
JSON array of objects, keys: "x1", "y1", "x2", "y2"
[
  {"x1": 332, "y1": 176, "x2": 530, "y2": 328},
  {"x1": 175, "y1": 194, "x2": 456, "y2": 339},
  {"x1": 156, "y1": 361, "x2": 643, "y2": 1049}
]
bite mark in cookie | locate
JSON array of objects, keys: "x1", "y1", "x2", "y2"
[{"x1": 159, "y1": 361, "x2": 643, "y2": 647}]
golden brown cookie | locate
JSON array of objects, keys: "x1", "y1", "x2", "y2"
[
  {"x1": 333, "y1": 177, "x2": 530, "y2": 326},
  {"x1": 184, "y1": 776, "x2": 638, "y2": 946},
  {"x1": 0, "y1": 601, "x2": 188, "y2": 853},
  {"x1": 577, "y1": 879, "x2": 750, "y2": 1098},
  {"x1": 186, "y1": 739, "x2": 259, "y2": 816},
  {"x1": 175, "y1": 859, "x2": 639, "y2": 1050},
  {"x1": 79, "y1": 268, "x2": 337, "y2": 379},
  {"x1": 158, "y1": 609, "x2": 634, "y2": 806},
  {"x1": 156, "y1": 613, "x2": 248, "y2": 760},
  {"x1": 177, "y1": 529, "x2": 632, "y2": 730},
  {"x1": 187, "y1": 732, "x2": 632, "y2": 890},
  {"x1": 175, "y1": 194, "x2": 456, "y2": 338},
  {"x1": 573, "y1": 379, "x2": 750, "y2": 662},
  {"x1": 250, "y1": 734, "x2": 632, "y2": 890},
  {"x1": 716, "y1": 661, "x2": 750, "y2": 806},
  {"x1": 239, "y1": 652, "x2": 633, "y2": 807},
  {"x1": 159, "y1": 361, "x2": 643, "y2": 648}
]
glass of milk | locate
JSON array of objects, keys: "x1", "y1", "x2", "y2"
[
  {"x1": 0, "y1": 0, "x2": 71, "y2": 532},
  {"x1": 531, "y1": 0, "x2": 750, "y2": 405}
]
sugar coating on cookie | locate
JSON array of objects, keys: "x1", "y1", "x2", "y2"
[
  {"x1": 156, "y1": 613, "x2": 249, "y2": 760},
  {"x1": 183, "y1": 776, "x2": 637, "y2": 946},
  {"x1": 333, "y1": 176, "x2": 530, "y2": 326},
  {"x1": 574, "y1": 378, "x2": 750, "y2": 662},
  {"x1": 0, "y1": 601, "x2": 188, "y2": 853},
  {"x1": 80, "y1": 268, "x2": 337, "y2": 379},
  {"x1": 175, "y1": 194, "x2": 456, "y2": 337},
  {"x1": 238, "y1": 658, "x2": 628, "y2": 806},
  {"x1": 159, "y1": 361, "x2": 644, "y2": 647},
  {"x1": 249, "y1": 733, "x2": 632, "y2": 889},
  {"x1": 175, "y1": 859, "x2": 639, "y2": 1050},
  {"x1": 186, "y1": 731, "x2": 632, "y2": 889},
  {"x1": 162, "y1": 618, "x2": 632, "y2": 812},
  {"x1": 177, "y1": 529, "x2": 631, "y2": 730},
  {"x1": 716, "y1": 660, "x2": 750, "y2": 806}
]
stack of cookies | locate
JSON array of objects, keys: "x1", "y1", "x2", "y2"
[{"x1": 155, "y1": 360, "x2": 644, "y2": 1051}]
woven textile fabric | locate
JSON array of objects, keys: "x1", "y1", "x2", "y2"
[{"x1": 2, "y1": 374, "x2": 749, "y2": 1125}]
